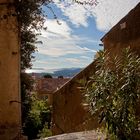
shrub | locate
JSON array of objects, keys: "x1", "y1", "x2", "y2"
[
  {"x1": 22, "y1": 93, "x2": 52, "y2": 140},
  {"x1": 82, "y1": 48, "x2": 140, "y2": 140}
]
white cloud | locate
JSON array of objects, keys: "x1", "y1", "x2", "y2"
[
  {"x1": 35, "y1": 60, "x2": 48, "y2": 65},
  {"x1": 37, "y1": 38, "x2": 95, "y2": 57},
  {"x1": 80, "y1": 56, "x2": 91, "y2": 59},
  {"x1": 36, "y1": 19, "x2": 97, "y2": 57},
  {"x1": 32, "y1": 18, "x2": 97, "y2": 70},
  {"x1": 41, "y1": 19, "x2": 71, "y2": 38},
  {"x1": 54, "y1": 0, "x2": 140, "y2": 31},
  {"x1": 54, "y1": 0, "x2": 90, "y2": 27},
  {"x1": 65, "y1": 58, "x2": 81, "y2": 64},
  {"x1": 65, "y1": 56, "x2": 93, "y2": 65},
  {"x1": 92, "y1": 0, "x2": 140, "y2": 31},
  {"x1": 82, "y1": 47, "x2": 97, "y2": 53},
  {"x1": 31, "y1": 56, "x2": 91, "y2": 71}
]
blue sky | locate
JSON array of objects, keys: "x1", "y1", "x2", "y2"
[{"x1": 26, "y1": 0, "x2": 140, "y2": 73}]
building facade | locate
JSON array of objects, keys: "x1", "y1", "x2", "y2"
[
  {"x1": 37, "y1": 78, "x2": 70, "y2": 105},
  {"x1": 0, "y1": 0, "x2": 21, "y2": 139}
]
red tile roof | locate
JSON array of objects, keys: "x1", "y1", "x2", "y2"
[{"x1": 36, "y1": 78, "x2": 70, "y2": 93}]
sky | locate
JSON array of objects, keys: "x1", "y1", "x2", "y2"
[{"x1": 26, "y1": 0, "x2": 140, "y2": 73}]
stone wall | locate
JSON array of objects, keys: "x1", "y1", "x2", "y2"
[
  {"x1": 0, "y1": 1, "x2": 21, "y2": 139},
  {"x1": 52, "y1": 61, "x2": 101, "y2": 135}
]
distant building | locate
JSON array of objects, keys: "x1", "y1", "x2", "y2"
[{"x1": 36, "y1": 78, "x2": 70, "y2": 104}]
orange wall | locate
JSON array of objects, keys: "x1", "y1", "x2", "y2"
[
  {"x1": 52, "y1": 61, "x2": 101, "y2": 135},
  {"x1": 0, "y1": 1, "x2": 21, "y2": 139}
]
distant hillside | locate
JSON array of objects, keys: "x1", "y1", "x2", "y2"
[
  {"x1": 53, "y1": 68, "x2": 82, "y2": 77},
  {"x1": 30, "y1": 68, "x2": 83, "y2": 78}
]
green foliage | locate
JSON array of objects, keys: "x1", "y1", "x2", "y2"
[
  {"x1": 21, "y1": 74, "x2": 52, "y2": 139},
  {"x1": 58, "y1": 75, "x2": 64, "y2": 78},
  {"x1": 44, "y1": 74, "x2": 53, "y2": 78},
  {"x1": 38, "y1": 122, "x2": 52, "y2": 138},
  {"x1": 21, "y1": 73, "x2": 34, "y2": 125},
  {"x1": 82, "y1": 48, "x2": 140, "y2": 140},
  {"x1": 22, "y1": 93, "x2": 52, "y2": 140},
  {"x1": 16, "y1": 1, "x2": 52, "y2": 138},
  {"x1": 14, "y1": 0, "x2": 52, "y2": 70}
]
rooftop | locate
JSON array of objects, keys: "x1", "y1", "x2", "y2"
[{"x1": 37, "y1": 78, "x2": 70, "y2": 94}]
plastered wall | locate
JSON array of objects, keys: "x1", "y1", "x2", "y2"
[
  {"x1": 52, "y1": 61, "x2": 101, "y2": 135},
  {"x1": 0, "y1": 1, "x2": 21, "y2": 139}
]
